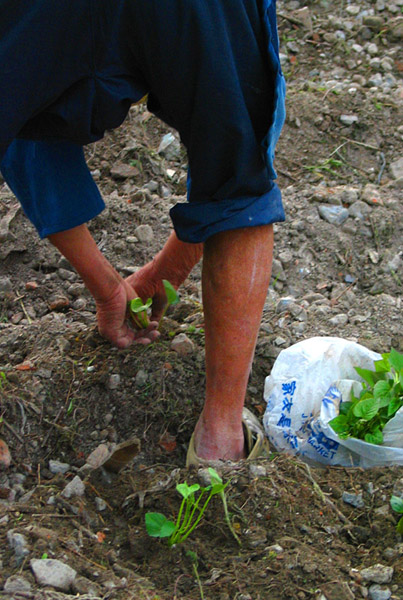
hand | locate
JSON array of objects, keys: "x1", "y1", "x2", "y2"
[
  {"x1": 96, "y1": 279, "x2": 159, "y2": 349},
  {"x1": 125, "y1": 261, "x2": 170, "y2": 323}
]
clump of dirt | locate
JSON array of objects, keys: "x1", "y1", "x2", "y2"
[{"x1": 0, "y1": 0, "x2": 402, "y2": 598}]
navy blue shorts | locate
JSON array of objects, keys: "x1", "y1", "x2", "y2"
[{"x1": 0, "y1": 0, "x2": 286, "y2": 242}]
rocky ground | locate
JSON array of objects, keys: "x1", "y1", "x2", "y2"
[{"x1": 0, "y1": 0, "x2": 402, "y2": 599}]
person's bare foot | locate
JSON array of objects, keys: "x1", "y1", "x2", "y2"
[{"x1": 192, "y1": 414, "x2": 246, "y2": 461}]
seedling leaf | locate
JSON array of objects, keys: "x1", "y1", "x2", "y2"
[
  {"x1": 390, "y1": 495, "x2": 403, "y2": 514},
  {"x1": 176, "y1": 483, "x2": 200, "y2": 499},
  {"x1": 145, "y1": 513, "x2": 176, "y2": 538},
  {"x1": 163, "y1": 280, "x2": 179, "y2": 306},
  {"x1": 389, "y1": 348, "x2": 403, "y2": 372}
]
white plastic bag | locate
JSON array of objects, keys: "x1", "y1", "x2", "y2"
[{"x1": 263, "y1": 337, "x2": 403, "y2": 468}]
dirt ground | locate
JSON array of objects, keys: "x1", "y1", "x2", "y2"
[{"x1": 0, "y1": 1, "x2": 402, "y2": 598}]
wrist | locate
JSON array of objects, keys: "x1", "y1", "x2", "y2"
[
  {"x1": 48, "y1": 225, "x2": 124, "y2": 303},
  {"x1": 152, "y1": 232, "x2": 203, "y2": 289}
]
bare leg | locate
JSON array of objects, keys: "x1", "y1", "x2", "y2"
[{"x1": 193, "y1": 225, "x2": 274, "y2": 461}]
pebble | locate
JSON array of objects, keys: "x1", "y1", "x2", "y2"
[
  {"x1": 267, "y1": 544, "x2": 284, "y2": 555},
  {"x1": 368, "y1": 585, "x2": 391, "y2": 600},
  {"x1": 7, "y1": 530, "x2": 30, "y2": 565},
  {"x1": 340, "y1": 115, "x2": 359, "y2": 125},
  {"x1": 95, "y1": 497, "x2": 107, "y2": 511},
  {"x1": 30, "y1": 558, "x2": 77, "y2": 592},
  {"x1": 4, "y1": 575, "x2": 32, "y2": 593},
  {"x1": 249, "y1": 464, "x2": 267, "y2": 478},
  {"x1": 360, "y1": 564, "x2": 394, "y2": 584},
  {"x1": 329, "y1": 313, "x2": 349, "y2": 326},
  {"x1": 0, "y1": 276, "x2": 12, "y2": 296},
  {"x1": 110, "y1": 162, "x2": 138, "y2": 179},
  {"x1": 108, "y1": 374, "x2": 121, "y2": 390},
  {"x1": 276, "y1": 297, "x2": 295, "y2": 313},
  {"x1": 348, "y1": 201, "x2": 372, "y2": 219},
  {"x1": 361, "y1": 184, "x2": 381, "y2": 205},
  {"x1": 171, "y1": 333, "x2": 195, "y2": 356},
  {"x1": 49, "y1": 460, "x2": 70, "y2": 475},
  {"x1": 318, "y1": 204, "x2": 350, "y2": 225},
  {"x1": 61, "y1": 475, "x2": 86, "y2": 499},
  {"x1": 134, "y1": 224, "x2": 154, "y2": 243},
  {"x1": 342, "y1": 491, "x2": 365, "y2": 508},
  {"x1": 135, "y1": 369, "x2": 148, "y2": 386},
  {"x1": 158, "y1": 133, "x2": 181, "y2": 160},
  {"x1": 390, "y1": 157, "x2": 403, "y2": 180}
]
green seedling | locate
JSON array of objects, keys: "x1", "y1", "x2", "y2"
[
  {"x1": 186, "y1": 551, "x2": 204, "y2": 600},
  {"x1": 0, "y1": 371, "x2": 6, "y2": 388},
  {"x1": 127, "y1": 280, "x2": 179, "y2": 331},
  {"x1": 145, "y1": 468, "x2": 233, "y2": 546},
  {"x1": 329, "y1": 348, "x2": 403, "y2": 445},
  {"x1": 128, "y1": 297, "x2": 153, "y2": 330},
  {"x1": 390, "y1": 496, "x2": 403, "y2": 534}
]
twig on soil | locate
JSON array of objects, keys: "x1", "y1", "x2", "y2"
[
  {"x1": 341, "y1": 137, "x2": 379, "y2": 152},
  {"x1": 277, "y1": 12, "x2": 304, "y2": 27},
  {"x1": 330, "y1": 283, "x2": 355, "y2": 307},
  {"x1": 2, "y1": 418, "x2": 24, "y2": 444},
  {"x1": 60, "y1": 540, "x2": 108, "y2": 570},
  {"x1": 18, "y1": 298, "x2": 32, "y2": 325},
  {"x1": 297, "y1": 463, "x2": 352, "y2": 526}
]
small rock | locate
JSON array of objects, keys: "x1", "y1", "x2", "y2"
[
  {"x1": 360, "y1": 564, "x2": 394, "y2": 584},
  {"x1": 368, "y1": 584, "x2": 391, "y2": 600},
  {"x1": 7, "y1": 530, "x2": 30, "y2": 565},
  {"x1": 72, "y1": 575, "x2": 103, "y2": 596},
  {"x1": 61, "y1": 475, "x2": 86, "y2": 499},
  {"x1": 0, "y1": 276, "x2": 13, "y2": 297},
  {"x1": 348, "y1": 201, "x2": 372, "y2": 220},
  {"x1": 135, "y1": 369, "x2": 148, "y2": 386},
  {"x1": 267, "y1": 544, "x2": 284, "y2": 555},
  {"x1": 48, "y1": 294, "x2": 70, "y2": 311},
  {"x1": 4, "y1": 575, "x2": 32, "y2": 593},
  {"x1": 249, "y1": 464, "x2": 267, "y2": 478},
  {"x1": 340, "y1": 115, "x2": 359, "y2": 126},
  {"x1": 341, "y1": 187, "x2": 360, "y2": 205},
  {"x1": 318, "y1": 204, "x2": 349, "y2": 225},
  {"x1": 158, "y1": 133, "x2": 181, "y2": 160},
  {"x1": 134, "y1": 224, "x2": 154, "y2": 243},
  {"x1": 342, "y1": 491, "x2": 365, "y2": 508},
  {"x1": 108, "y1": 374, "x2": 121, "y2": 390},
  {"x1": 30, "y1": 558, "x2": 77, "y2": 592},
  {"x1": 276, "y1": 297, "x2": 295, "y2": 314},
  {"x1": 25, "y1": 281, "x2": 39, "y2": 291},
  {"x1": 171, "y1": 333, "x2": 195, "y2": 356},
  {"x1": 390, "y1": 157, "x2": 403, "y2": 180},
  {"x1": 329, "y1": 314, "x2": 349, "y2": 326},
  {"x1": 95, "y1": 497, "x2": 107, "y2": 511},
  {"x1": 110, "y1": 162, "x2": 139, "y2": 179},
  {"x1": 48, "y1": 460, "x2": 70, "y2": 475},
  {"x1": 85, "y1": 444, "x2": 110, "y2": 469},
  {"x1": 362, "y1": 16, "x2": 385, "y2": 31},
  {"x1": 361, "y1": 184, "x2": 381, "y2": 205}
]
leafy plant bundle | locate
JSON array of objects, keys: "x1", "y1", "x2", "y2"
[
  {"x1": 128, "y1": 279, "x2": 179, "y2": 330},
  {"x1": 145, "y1": 468, "x2": 240, "y2": 546},
  {"x1": 390, "y1": 495, "x2": 403, "y2": 534},
  {"x1": 329, "y1": 348, "x2": 403, "y2": 445}
]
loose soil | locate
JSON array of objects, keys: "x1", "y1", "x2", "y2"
[{"x1": 0, "y1": 1, "x2": 402, "y2": 598}]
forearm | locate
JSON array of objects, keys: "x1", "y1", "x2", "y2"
[
  {"x1": 48, "y1": 224, "x2": 123, "y2": 302},
  {"x1": 152, "y1": 231, "x2": 203, "y2": 288}
]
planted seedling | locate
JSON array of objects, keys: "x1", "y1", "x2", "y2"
[
  {"x1": 127, "y1": 280, "x2": 179, "y2": 331},
  {"x1": 329, "y1": 348, "x2": 403, "y2": 445},
  {"x1": 390, "y1": 496, "x2": 403, "y2": 534},
  {"x1": 145, "y1": 468, "x2": 236, "y2": 546}
]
